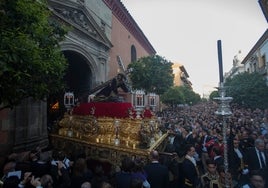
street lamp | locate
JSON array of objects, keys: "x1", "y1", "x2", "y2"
[{"x1": 64, "y1": 92, "x2": 74, "y2": 113}]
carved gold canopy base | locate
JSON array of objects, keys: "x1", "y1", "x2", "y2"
[
  {"x1": 49, "y1": 132, "x2": 168, "y2": 166},
  {"x1": 50, "y1": 114, "x2": 169, "y2": 166}
]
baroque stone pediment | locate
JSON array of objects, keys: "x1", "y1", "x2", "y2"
[
  {"x1": 48, "y1": 0, "x2": 111, "y2": 49},
  {"x1": 55, "y1": 7, "x2": 96, "y2": 35}
]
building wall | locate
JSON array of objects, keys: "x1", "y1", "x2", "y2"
[
  {"x1": 103, "y1": 0, "x2": 157, "y2": 108},
  {"x1": 0, "y1": 0, "x2": 158, "y2": 167},
  {"x1": 244, "y1": 45, "x2": 267, "y2": 74},
  {"x1": 108, "y1": 15, "x2": 154, "y2": 79},
  {"x1": 243, "y1": 31, "x2": 268, "y2": 85},
  {"x1": 85, "y1": 0, "x2": 112, "y2": 40},
  {"x1": 0, "y1": 0, "x2": 113, "y2": 166},
  {"x1": 173, "y1": 63, "x2": 184, "y2": 86},
  {"x1": 102, "y1": 0, "x2": 156, "y2": 79},
  {"x1": 172, "y1": 63, "x2": 192, "y2": 88},
  {"x1": 0, "y1": 99, "x2": 48, "y2": 168}
]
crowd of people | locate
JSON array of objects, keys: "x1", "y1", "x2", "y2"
[
  {"x1": 158, "y1": 101, "x2": 268, "y2": 188},
  {"x1": 0, "y1": 101, "x2": 268, "y2": 188}
]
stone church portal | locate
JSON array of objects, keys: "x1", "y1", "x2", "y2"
[{"x1": 63, "y1": 50, "x2": 92, "y2": 102}]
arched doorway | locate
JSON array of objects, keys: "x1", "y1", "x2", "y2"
[
  {"x1": 47, "y1": 50, "x2": 93, "y2": 129},
  {"x1": 64, "y1": 50, "x2": 92, "y2": 101}
]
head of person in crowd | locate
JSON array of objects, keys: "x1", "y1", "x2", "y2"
[
  {"x1": 121, "y1": 156, "x2": 134, "y2": 172},
  {"x1": 250, "y1": 131, "x2": 259, "y2": 140},
  {"x1": 185, "y1": 144, "x2": 196, "y2": 158},
  {"x1": 149, "y1": 150, "x2": 160, "y2": 162},
  {"x1": 130, "y1": 178, "x2": 143, "y2": 188},
  {"x1": 217, "y1": 133, "x2": 223, "y2": 143},
  {"x1": 202, "y1": 128, "x2": 210, "y2": 136},
  {"x1": 184, "y1": 126, "x2": 192, "y2": 134},
  {"x1": 57, "y1": 150, "x2": 73, "y2": 168},
  {"x1": 29, "y1": 149, "x2": 40, "y2": 162},
  {"x1": 211, "y1": 128, "x2": 218, "y2": 137},
  {"x1": 241, "y1": 130, "x2": 249, "y2": 139},
  {"x1": 206, "y1": 159, "x2": 218, "y2": 175},
  {"x1": 2, "y1": 161, "x2": 16, "y2": 180},
  {"x1": 58, "y1": 150, "x2": 66, "y2": 161},
  {"x1": 81, "y1": 181, "x2": 92, "y2": 188},
  {"x1": 132, "y1": 157, "x2": 146, "y2": 173},
  {"x1": 248, "y1": 170, "x2": 266, "y2": 188},
  {"x1": 30, "y1": 146, "x2": 42, "y2": 161},
  {"x1": 73, "y1": 158, "x2": 89, "y2": 177},
  {"x1": 233, "y1": 138, "x2": 240, "y2": 149},
  {"x1": 255, "y1": 138, "x2": 265, "y2": 152},
  {"x1": 100, "y1": 181, "x2": 113, "y2": 188},
  {"x1": 40, "y1": 174, "x2": 53, "y2": 188},
  {"x1": 217, "y1": 165, "x2": 232, "y2": 186}
]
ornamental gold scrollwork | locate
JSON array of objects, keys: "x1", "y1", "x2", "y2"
[{"x1": 57, "y1": 113, "x2": 162, "y2": 149}]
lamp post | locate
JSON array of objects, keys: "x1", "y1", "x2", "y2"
[
  {"x1": 64, "y1": 92, "x2": 75, "y2": 114},
  {"x1": 214, "y1": 40, "x2": 232, "y2": 188},
  {"x1": 63, "y1": 92, "x2": 75, "y2": 137}
]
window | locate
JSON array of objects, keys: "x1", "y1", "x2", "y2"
[
  {"x1": 131, "y1": 45, "x2": 137, "y2": 62},
  {"x1": 253, "y1": 63, "x2": 257, "y2": 72},
  {"x1": 260, "y1": 55, "x2": 266, "y2": 69}
]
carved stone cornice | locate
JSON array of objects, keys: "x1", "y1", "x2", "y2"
[
  {"x1": 103, "y1": 0, "x2": 156, "y2": 55},
  {"x1": 48, "y1": 0, "x2": 112, "y2": 49}
]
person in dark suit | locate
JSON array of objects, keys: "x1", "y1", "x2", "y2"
[
  {"x1": 228, "y1": 138, "x2": 247, "y2": 186},
  {"x1": 239, "y1": 130, "x2": 254, "y2": 153},
  {"x1": 181, "y1": 144, "x2": 200, "y2": 188},
  {"x1": 244, "y1": 138, "x2": 268, "y2": 185},
  {"x1": 144, "y1": 150, "x2": 169, "y2": 188},
  {"x1": 199, "y1": 129, "x2": 212, "y2": 173},
  {"x1": 70, "y1": 158, "x2": 93, "y2": 188},
  {"x1": 213, "y1": 146, "x2": 224, "y2": 169},
  {"x1": 242, "y1": 170, "x2": 266, "y2": 188},
  {"x1": 184, "y1": 126, "x2": 196, "y2": 146},
  {"x1": 244, "y1": 138, "x2": 267, "y2": 172},
  {"x1": 114, "y1": 156, "x2": 134, "y2": 188}
]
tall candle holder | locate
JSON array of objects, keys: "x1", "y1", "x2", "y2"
[
  {"x1": 214, "y1": 83, "x2": 232, "y2": 188},
  {"x1": 114, "y1": 119, "x2": 120, "y2": 146},
  {"x1": 214, "y1": 40, "x2": 233, "y2": 188}
]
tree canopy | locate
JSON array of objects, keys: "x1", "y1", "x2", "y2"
[
  {"x1": 0, "y1": 0, "x2": 67, "y2": 110},
  {"x1": 127, "y1": 55, "x2": 174, "y2": 95},
  {"x1": 225, "y1": 72, "x2": 268, "y2": 109},
  {"x1": 161, "y1": 86, "x2": 201, "y2": 106},
  {"x1": 160, "y1": 86, "x2": 184, "y2": 106},
  {"x1": 209, "y1": 90, "x2": 219, "y2": 100}
]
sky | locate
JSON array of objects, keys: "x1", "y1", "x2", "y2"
[{"x1": 120, "y1": 0, "x2": 267, "y2": 96}]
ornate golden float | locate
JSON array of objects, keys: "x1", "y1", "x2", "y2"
[{"x1": 50, "y1": 111, "x2": 169, "y2": 166}]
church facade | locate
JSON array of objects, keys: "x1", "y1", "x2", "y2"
[{"x1": 0, "y1": 0, "x2": 156, "y2": 165}]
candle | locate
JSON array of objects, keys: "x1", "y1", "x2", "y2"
[{"x1": 217, "y1": 40, "x2": 224, "y2": 83}]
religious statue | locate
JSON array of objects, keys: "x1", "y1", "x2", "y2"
[{"x1": 94, "y1": 73, "x2": 130, "y2": 102}]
